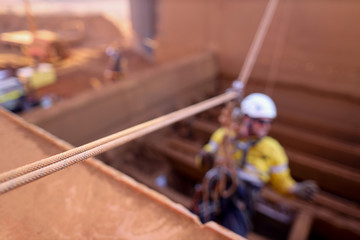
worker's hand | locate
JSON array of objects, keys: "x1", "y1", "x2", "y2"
[
  {"x1": 292, "y1": 180, "x2": 319, "y2": 201},
  {"x1": 198, "y1": 150, "x2": 215, "y2": 169}
]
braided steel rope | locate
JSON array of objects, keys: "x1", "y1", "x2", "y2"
[
  {"x1": 0, "y1": 91, "x2": 238, "y2": 194},
  {"x1": 237, "y1": 0, "x2": 279, "y2": 85},
  {"x1": 0, "y1": 113, "x2": 166, "y2": 183},
  {"x1": 0, "y1": 0, "x2": 279, "y2": 194}
]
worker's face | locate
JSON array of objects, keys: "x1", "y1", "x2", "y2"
[
  {"x1": 249, "y1": 118, "x2": 272, "y2": 138},
  {"x1": 234, "y1": 116, "x2": 250, "y2": 138}
]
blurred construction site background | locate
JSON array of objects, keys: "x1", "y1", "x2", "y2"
[{"x1": 0, "y1": 0, "x2": 359, "y2": 239}]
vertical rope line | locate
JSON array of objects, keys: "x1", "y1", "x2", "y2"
[
  {"x1": 237, "y1": 0, "x2": 279, "y2": 86},
  {"x1": 265, "y1": 0, "x2": 295, "y2": 96}
]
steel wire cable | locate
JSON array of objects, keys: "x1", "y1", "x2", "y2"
[
  {"x1": 265, "y1": 0, "x2": 294, "y2": 96},
  {"x1": 0, "y1": 91, "x2": 238, "y2": 194},
  {"x1": 0, "y1": 0, "x2": 279, "y2": 194},
  {"x1": 237, "y1": 0, "x2": 279, "y2": 85},
  {"x1": 0, "y1": 113, "x2": 175, "y2": 183}
]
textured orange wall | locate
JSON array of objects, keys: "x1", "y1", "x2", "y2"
[{"x1": 156, "y1": 0, "x2": 360, "y2": 99}]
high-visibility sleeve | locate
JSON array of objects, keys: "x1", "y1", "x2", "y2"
[
  {"x1": 269, "y1": 167, "x2": 296, "y2": 195},
  {"x1": 259, "y1": 137, "x2": 296, "y2": 195},
  {"x1": 203, "y1": 127, "x2": 228, "y2": 153},
  {"x1": 196, "y1": 130, "x2": 297, "y2": 195},
  {"x1": 195, "y1": 127, "x2": 228, "y2": 167}
]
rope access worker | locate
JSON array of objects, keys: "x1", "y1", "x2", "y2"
[
  {"x1": 193, "y1": 92, "x2": 319, "y2": 237},
  {"x1": 104, "y1": 42, "x2": 124, "y2": 82}
]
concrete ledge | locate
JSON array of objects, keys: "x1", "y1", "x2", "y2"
[
  {"x1": 0, "y1": 104, "x2": 243, "y2": 240},
  {"x1": 22, "y1": 51, "x2": 219, "y2": 146}
]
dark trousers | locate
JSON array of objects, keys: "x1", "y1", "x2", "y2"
[
  {"x1": 221, "y1": 202, "x2": 250, "y2": 236},
  {"x1": 218, "y1": 185, "x2": 251, "y2": 237},
  {"x1": 196, "y1": 184, "x2": 253, "y2": 237}
]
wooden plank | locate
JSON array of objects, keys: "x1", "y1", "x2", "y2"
[
  {"x1": 288, "y1": 210, "x2": 313, "y2": 240},
  {"x1": 287, "y1": 148, "x2": 360, "y2": 202},
  {"x1": 167, "y1": 136, "x2": 202, "y2": 155},
  {"x1": 271, "y1": 123, "x2": 360, "y2": 169},
  {"x1": 314, "y1": 192, "x2": 360, "y2": 220},
  {"x1": 247, "y1": 232, "x2": 270, "y2": 240},
  {"x1": 261, "y1": 188, "x2": 360, "y2": 237},
  {"x1": 276, "y1": 110, "x2": 360, "y2": 145}
]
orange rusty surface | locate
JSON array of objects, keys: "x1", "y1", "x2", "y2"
[
  {"x1": 156, "y1": 0, "x2": 360, "y2": 99},
  {"x1": 0, "y1": 109, "x2": 242, "y2": 240}
]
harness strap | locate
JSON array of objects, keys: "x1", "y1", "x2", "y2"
[{"x1": 236, "y1": 138, "x2": 262, "y2": 168}]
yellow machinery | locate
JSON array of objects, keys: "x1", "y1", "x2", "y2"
[
  {"x1": 17, "y1": 63, "x2": 57, "y2": 90},
  {"x1": 0, "y1": 30, "x2": 68, "y2": 63}
]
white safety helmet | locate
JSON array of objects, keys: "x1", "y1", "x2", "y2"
[{"x1": 241, "y1": 93, "x2": 277, "y2": 119}]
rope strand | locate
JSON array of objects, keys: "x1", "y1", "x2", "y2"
[
  {"x1": 237, "y1": 0, "x2": 279, "y2": 85},
  {"x1": 0, "y1": 0, "x2": 279, "y2": 194},
  {"x1": 0, "y1": 92, "x2": 238, "y2": 194}
]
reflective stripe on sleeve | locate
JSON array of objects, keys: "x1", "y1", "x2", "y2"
[
  {"x1": 208, "y1": 140, "x2": 219, "y2": 152},
  {"x1": 243, "y1": 163, "x2": 269, "y2": 179},
  {"x1": 0, "y1": 90, "x2": 22, "y2": 104},
  {"x1": 270, "y1": 164, "x2": 288, "y2": 174},
  {"x1": 243, "y1": 163, "x2": 258, "y2": 173},
  {"x1": 237, "y1": 169, "x2": 264, "y2": 187}
]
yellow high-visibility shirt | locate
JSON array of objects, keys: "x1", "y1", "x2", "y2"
[{"x1": 197, "y1": 127, "x2": 296, "y2": 195}]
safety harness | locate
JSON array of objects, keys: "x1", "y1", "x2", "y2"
[{"x1": 194, "y1": 133, "x2": 263, "y2": 224}]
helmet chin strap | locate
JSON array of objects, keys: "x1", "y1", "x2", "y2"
[{"x1": 248, "y1": 120, "x2": 257, "y2": 138}]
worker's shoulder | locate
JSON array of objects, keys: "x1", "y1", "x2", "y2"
[
  {"x1": 259, "y1": 136, "x2": 282, "y2": 147},
  {"x1": 257, "y1": 136, "x2": 286, "y2": 157},
  {"x1": 211, "y1": 127, "x2": 230, "y2": 138}
]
